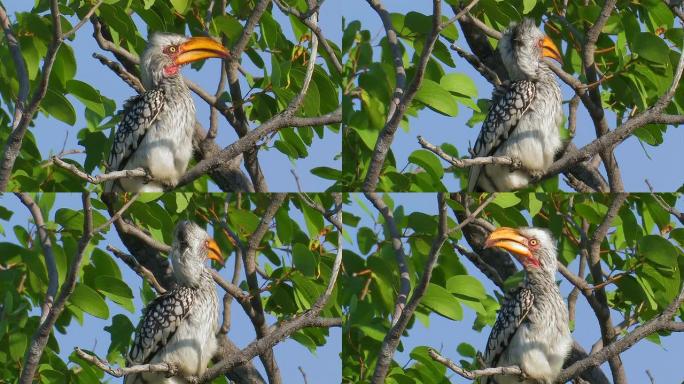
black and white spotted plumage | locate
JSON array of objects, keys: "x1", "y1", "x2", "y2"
[
  {"x1": 467, "y1": 19, "x2": 563, "y2": 192},
  {"x1": 128, "y1": 286, "x2": 194, "y2": 365},
  {"x1": 125, "y1": 221, "x2": 221, "y2": 383},
  {"x1": 482, "y1": 227, "x2": 571, "y2": 384},
  {"x1": 484, "y1": 287, "x2": 533, "y2": 369},
  {"x1": 105, "y1": 90, "x2": 166, "y2": 191},
  {"x1": 104, "y1": 33, "x2": 229, "y2": 192},
  {"x1": 468, "y1": 81, "x2": 536, "y2": 191}
]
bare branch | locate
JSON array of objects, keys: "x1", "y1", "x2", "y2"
[
  {"x1": 107, "y1": 245, "x2": 166, "y2": 295},
  {"x1": 418, "y1": 135, "x2": 522, "y2": 169},
  {"x1": 557, "y1": 283, "x2": 684, "y2": 382},
  {"x1": 428, "y1": 349, "x2": 523, "y2": 380},
  {"x1": 75, "y1": 348, "x2": 177, "y2": 377},
  {"x1": 51, "y1": 156, "x2": 150, "y2": 185}
]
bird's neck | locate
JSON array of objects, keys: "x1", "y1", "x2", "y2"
[
  {"x1": 143, "y1": 71, "x2": 188, "y2": 94},
  {"x1": 524, "y1": 265, "x2": 558, "y2": 293}
]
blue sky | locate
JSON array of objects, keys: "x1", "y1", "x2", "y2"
[
  {"x1": 342, "y1": 1, "x2": 684, "y2": 191},
  {"x1": 0, "y1": 193, "x2": 341, "y2": 383},
  {"x1": 344, "y1": 193, "x2": 684, "y2": 383},
  {"x1": 3, "y1": 1, "x2": 342, "y2": 192}
]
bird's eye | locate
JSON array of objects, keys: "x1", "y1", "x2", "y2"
[
  {"x1": 167, "y1": 46, "x2": 177, "y2": 53},
  {"x1": 529, "y1": 238, "x2": 539, "y2": 246}
]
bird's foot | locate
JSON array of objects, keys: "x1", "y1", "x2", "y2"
[
  {"x1": 527, "y1": 169, "x2": 544, "y2": 180},
  {"x1": 508, "y1": 157, "x2": 523, "y2": 171},
  {"x1": 163, "y1": 361, "x2": 178, "y2": 378}
]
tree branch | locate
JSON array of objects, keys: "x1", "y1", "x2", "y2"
[
  {"x1": 428, "y1": 349, "x2": 523, "y2": 380},
  {"x1": 51, "y1": 156, "x2": 150, "y2": 185},
  {"x1": 19, "y1": 193, "x2": 93, "y2": 383},
  {"x1": 418, "y1": 135, "x2": 523, "y2": 169},
  {"x1": 0, "y1": 0, "x2": 64, "y2": 190},
  {"x1": 15, "y1": 193, "x2": 58, "y2": 324},
  {"x1": 74, "y1": 347, "x2": 177, "y2": 377},
  {"x1": 363, "y1": 0, "x2": 442, "y2": 191},
  {"x1": 557, "y1": 283, "x2": 684, "y2": 382}
]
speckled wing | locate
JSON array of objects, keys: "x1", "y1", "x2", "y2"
[
  {"x1": 467, "y1": 80, "x2": 536, "y2": 192},
  {"x1": 128, "y1": 286, "x2": 194, "y2": 365},
  {"x1": 107, "y1": 89, "x2": 165, "y2": 173},
  {"x1": 484, "y1": 287, "x2": 534, "y2": 370}
]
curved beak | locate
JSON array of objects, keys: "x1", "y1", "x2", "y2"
[
  {"x1": 205, "y1": 238, "x2": 224, "y2": 265},
  {"x1": 174, "y1": 36, "x2": 230, "y2": 66},
  {"x1": 542, "y1": 35, "x2": 563, "y2": 64},
  {"x1": 484, "y1": 227, "x2": 539, "y2": 268}
]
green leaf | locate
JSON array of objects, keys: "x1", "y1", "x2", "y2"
[
  {"x1": 440, "y1": 73, "x2": 478, "y2": 99},
  {"x1": 293, "y1": 243, "x2": 317, "y2": 276},
  {"x1": 104, "y1": 314, "x2": 135, "y2": 363},
  {"x1": 94, "y1": 275, "x2": 133, "y2": 299},
  {"x1": 446, "y1": 275, "x2": 487, "y2": 300},
  {"x1": 67, "y1": 80, "x2": 104, "y2": 117},
  {"x1": 421, "y1": 283, "x2": 462, "y2": 320},
  {"x1": 42, "y1": 89, "x2": 76, "y2": 125},
  {"x1": 493, "y1": 194, "x2": 521, "y2": 208},
  {"x1": 275, "y1": 208, "x2": 293, "y2": 243},
  {"x1": 631, "y1": 32, "x2": 670, "y2": 62},
  {"x1": 414, "y1": 79, "x2": 458, "y2": 116},
  {"x1": 639, "y1": 235, "x2": 677, "y2": 267},
  {"x1": 311, "y1": 167, "x2": 341, "y2": 180},
  {"x1": 523, "y1": 0, "x2": 537, "y2": 14},
  {"x1": 70, "y1": 283, "x2": 109, "y2": 319},
  {"x1": 357, "y1": 227, "x2": 377, "y2": 255},
  {"x1": 408, "y1": 150, "x2": 444, "y2": 182},
  {"x1": 169, "y1": 0, "x2": 189, "y2": 14},
  {"x1": 9, "y1": 332, "x2": 27, "y2": 360}
]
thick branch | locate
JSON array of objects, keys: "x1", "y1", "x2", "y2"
[{"x1": 557, "y1": 284, "x2": 684, "y2": 382}]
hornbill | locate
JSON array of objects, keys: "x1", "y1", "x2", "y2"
[
  {"x1": 468, "y1": 19, "x2": 564, "y2": 192},
  {"x1": 482, "y1": 227, "x2": 572, "y2": 384},
  {"x1": 126, "y1": 221, "x2": 223, "y2": 383},
  {"x1": 106, "y1": 33, "x2": 229, "y2": 192}
]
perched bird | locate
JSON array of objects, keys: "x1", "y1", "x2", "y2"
[
  {"x1": 468, "y1": 19, "x2": 564, "y2": 192},
  {"x1": 482, "y1": 227, "x2": 572, "y2": 384},
  {"x1": 126, "y1": 221, "x2": 223, "y2": 383},
  {"x1": 105, "y1": 33, "x2": 230, "y2": 192}
]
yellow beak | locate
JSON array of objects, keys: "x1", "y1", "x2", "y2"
[
  {"x1": 542, "y1": 35, "x2": 563, "y2": 64},
  {"x1": 484, "y1": 227, "x2": 534, "y2": 260},
  {"x1": 174, "y1": 36, "x2": 230, "y2": 66},
  {"x1": 205, "y1": 238, "x2": 224, "y2": 265}
]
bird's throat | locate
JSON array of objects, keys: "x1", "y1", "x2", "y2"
[{"x1": 164, "y1": 64, "x2": 180, "y2": 77}]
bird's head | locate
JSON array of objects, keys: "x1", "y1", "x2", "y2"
[
  {"x1": 498, "y1": 18, "x2": 562, "y2": 80},
  {"x1": 484, "y1": 226, "x2": 558, "y2": 276},
  {"x1": 141, "y1": 33, "x2": 230, "y2": 88},
  {"x1": 170, "y1": 220, "x2": 223, "y2": 287}
]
